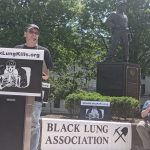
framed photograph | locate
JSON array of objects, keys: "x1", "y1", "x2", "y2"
[{"x1": 80, "y1": 100, "x2": 111, "y2": 121}]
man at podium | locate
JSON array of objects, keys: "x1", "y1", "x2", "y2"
[{"x1": 15, "y1": 24, "x2": 53, "y2": 150}]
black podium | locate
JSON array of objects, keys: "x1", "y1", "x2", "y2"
[
  {"x1": 0, "y1": 48, "x2": 44, "y2": 150},
  {"x1": 96, "y1": 62, "x2": 141, "y2": 100}
]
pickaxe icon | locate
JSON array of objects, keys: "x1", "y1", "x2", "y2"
[{"x1": 113, "y1": 127, "x2": 128, "y2": 143}]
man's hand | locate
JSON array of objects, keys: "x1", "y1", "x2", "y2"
[
  {"x1": 147, "y1": 104, "x2": 150, "y2": 112},
  {"x1": 42, "y1": 72, "x2": 49, "y2": 81}
]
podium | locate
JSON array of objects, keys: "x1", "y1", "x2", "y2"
[
  {"x1": 96, "y1": 62, "x2": 141, "y2": 100},
  {"x1": 0, "y1": 48, "x2": 44, "y2": 150}
]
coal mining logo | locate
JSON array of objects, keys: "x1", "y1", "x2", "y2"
[{"x1": 113, "y1": 127, "x2": 128, "y2": 143}]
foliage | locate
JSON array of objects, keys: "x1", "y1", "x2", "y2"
[
  {"x1": 65, "y1": 90, "x2": 139, "y2": 119},
  {"x1": 0, "y1": 0, "x2": 150, "y2": 74},
  {"x1": 49, "y1": 72, "x2": 87, "y2": 106},
  {"x1": 127, "y1": 0, "x2": 150, "y2": 75},
  {"x1": 0, "y1": 0, "x2": 150, "y2": 105}
]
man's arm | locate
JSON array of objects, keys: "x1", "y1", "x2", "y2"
[
  {"x1": 42, "y1": 48, "x2": 53, "y2": 81},
  {"x1": 42, "y1": 60, "x2": 49, "y2": 81},
  {"x1": 105, "y1": 13, "x2": 116, "y2": 29},
  {"x1": 141, "y1": 104, "x2": 150, "y2": 118}
]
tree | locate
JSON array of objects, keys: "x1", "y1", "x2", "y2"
[
  {"x1": 127, "y1": 0, "x2": 150, "y2": 75},
  {"x1": 0, "y1": 0, "x2": 150, "y2": 92}
]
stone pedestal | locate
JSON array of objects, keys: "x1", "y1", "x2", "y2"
[{"x1": 96, "y1": 62, "x2": 141, "y2": 100}]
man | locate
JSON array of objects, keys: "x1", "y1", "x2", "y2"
[
  {"x1": 136, "y1": 99, "x2": 150, "y2": 150},
  {"x1": 15, "y1": 24, "x2": 53, "y2": 150},
  {"x1": 105, "y1": 0, "x2": 129, "y2": 62}
]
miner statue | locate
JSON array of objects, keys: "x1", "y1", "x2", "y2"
[{"x1": 105, "y1": 0, "x2": 129, "y2": 62}]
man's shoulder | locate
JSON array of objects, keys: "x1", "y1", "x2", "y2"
[
  {"x1": 38, "y1": 45, "x2": 50, "y2": 56},
  {"x1": 110, "y1": 11, "x2": 117, "y2": 16},
  {"x1": 107, "y1": 11, "x2": 117, "y2": 20},
  {"x1": 15, "y1": 44, "x2": 25, "y2": 48},
  {"x1": 37, "y1": 45, "x2": 48, "y2": 51}
]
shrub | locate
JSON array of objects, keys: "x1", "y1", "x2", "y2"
[{"x1": 65, "y1": 90, "x2": 139, "y2": 119}]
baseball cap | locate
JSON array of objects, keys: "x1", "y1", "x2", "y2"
[
  {"x1": 143, "y1": 100, "x2": 150, "y2": 110},
  {"x1": 116, "y1": 0, "x2": 127, "y2": 7},
  {"x1": 25, "y1": 24, "x2": 39, "y2": 31}
]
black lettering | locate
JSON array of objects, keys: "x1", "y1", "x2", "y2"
[
  {"x1": 36, "y1": 54, "x2": 40, "y2": 58},
  {"x1": 47, "y1": 123, "x2": 53, "y2": 131},
  {"x1": 103, "y1": 125, "x2": 108, "y2": 133},
  {"x1": 78, "y1": 136, "x2": 81, "y2": 144},
  {"x1": 45, "y1": 136, "x2": 52, "y2": 144},
  {"x1": 0, "y1": 51, "x2": 4, "y2": 55},
  {"x1": 74, "y1": 124, "x2": 80, "y2": 132},
  {"x1": 72, "y1": 136, "x2": 78, "y2": 144},
  {"x1": 53, "y1": 136, "x2": 59, "y2": 144},
  {"x1": 96, "y1": 125, "x2": 103, "y2": 133},
  {"x1": 54, "y1": 123, "x2": 60, "y2": 132},
  {"x1": 16, "y1": 52, "x2": 20, "y2": 56},
  {"x1": 84, "y1": 124, "x2": 108, "y2": 133},
  {"x1": 90, "y1": 125, "x2": 96, "y2": 133},
  {"x1": 60, "y1": 124, "x2": 67, "y2": 132},
  {"x1": 84, "y1": 125, "x2": 89, "y2": 132},
  {"x1": 103, "y1": 137, "x2": 109, "y2": 144},
  {"x1": 67, "y1": 124, "x2": 73, "y2": 132},
  {"x1": 59, "y1": 136, "x2": 64, "y2": 144},
  {"x1": 97, "y1": 136, "x2": 109, "y2": 144},
  {"x1": 81, "y1": 137, "x2": 88, "y2": 144},
  {"x1": 47, "y1": 123, "x2": 60, "y2": 132},
  {"x1": 64, "y1": 136, "x2": 71, "y2": 144},
  {"x1": 94, "y1": 136, "x2": 97, "y2": 144},
  {"x1": 97, "y1": 136, "x2": 103, "y2": 144},
  {"x1": 87, "y1": 136, "x2": 94, "y2": 144},
  {"x1": 47, "y1": 123, "x2": 59, "y2": 131}
]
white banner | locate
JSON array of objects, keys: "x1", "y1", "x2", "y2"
[
  {"x1": 81, "y1": 100, "x2": 110, "y2": 107},
  {"x1": 41, "y1": 118, "x2": 132, "y2": 150},
  {"x1": 0, "y1": 48, "x2": 44, "y2": 60}
]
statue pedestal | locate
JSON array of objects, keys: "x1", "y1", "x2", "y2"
[{"x1": 96, "y1": 62, "x2": 141, "y2": 100}]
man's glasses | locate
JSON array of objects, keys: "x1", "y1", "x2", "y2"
[{"x1": 28, "y1": 29, "x2": 39, "y2": 35}]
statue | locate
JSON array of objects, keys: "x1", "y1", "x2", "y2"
[{"x1": 105, "y1": 0, "x2": 129, "y2": 62}]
